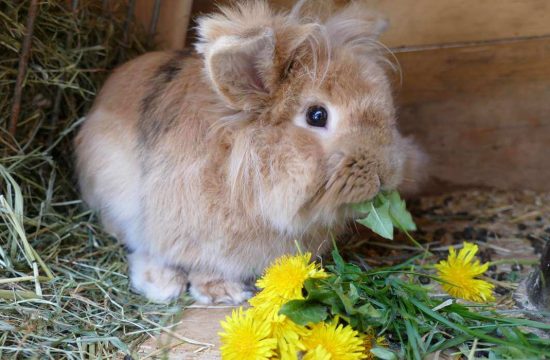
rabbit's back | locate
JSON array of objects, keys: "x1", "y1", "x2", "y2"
[{"x1": 75, "y1": 51, "x2": 211, "y2": 246}]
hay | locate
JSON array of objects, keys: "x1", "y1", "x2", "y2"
[{"x1": 0, "y1": 1, "x2": 192, "y2": 359}]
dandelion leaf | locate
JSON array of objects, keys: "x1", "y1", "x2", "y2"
[
  {"x1": 356, "y1": 201, "x2": 394, "y2": 239},
  {"x1": 353, "y1": 191, "x2": 416, "y2": 239},
  {"x1": 370, "y1": 347, "x2": 398, "y2": 360},
  {"x1": 387, "y1": 191, "x2": 417, "y2": 231},
  {"x1": 279, "y1": 300, "x2": 327, "y2": 326}
]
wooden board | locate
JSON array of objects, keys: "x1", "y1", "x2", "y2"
[
  {"x1": 189, "y1": 0, "x2": 550, "y2": 48},
  {"x1": 135, "y1": 0, "x2": 193, "y2": 49},
  {"x1": 394, "y1": 37, "x2": 550, "y2": 192},
  {"x1": 137, "y1": 307, "x2": 234, "y2": 359},
  {"x1": 366, "y1": 0, "x2": 550, "y2": 48}
]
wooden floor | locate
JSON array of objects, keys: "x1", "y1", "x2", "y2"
[{"x1": 137, "y1": 307, "x2": 234, "y2": 359}]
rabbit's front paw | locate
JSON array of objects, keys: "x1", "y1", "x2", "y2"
[
  {"x1": 188, "y1": 274, "x2": 254, "y2": 305},
  {"x1": 128, "y1": 252, "x2": 187, "y2": 303}
]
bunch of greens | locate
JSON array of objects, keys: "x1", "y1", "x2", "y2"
[
  {"x1": 353, "y1": 191, "x2": 416, "y2": 240},
  {"x1": 280, "y1": 248, "x2": 550, "y2": 359}
]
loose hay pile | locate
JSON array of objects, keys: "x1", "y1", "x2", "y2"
[{"x1": 0, "y1": 2, "x2": 191, "y2": 358}]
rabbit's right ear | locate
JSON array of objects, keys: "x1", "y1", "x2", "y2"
[
  {"x1": 200, "y1": 27, "x2": 276, "y2": 111},
  {"x1": 195, "y1": 2, "x2": 315, "y2": 111}
]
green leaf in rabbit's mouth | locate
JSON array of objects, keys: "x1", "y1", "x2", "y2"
[{"x1": 351, "y1": 190, "x2": 416, "y2": 240}]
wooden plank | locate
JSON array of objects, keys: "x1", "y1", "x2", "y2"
[
  {"x1": 394, "y1": 37, "x2": 550, "y2": 105},
  {"x1": 294, "y1": 0, "x2": 550, "y2": 47},
  {"x1": 158, "y1": 0, "x2": 193, "y2": 49},
  {"x1": 135, "y1": 0, "x2": 193, "y2": 49},
  {"x1": 137, "y1": 307, "x2": 233, "y2": 359},
  {"x1": 362, "y1": 0, "x2": 550, "y2": 48},
  {"x1": 394, "y1": 37, "x2": 550, "y2": 192},
  {"x1": 189, "y1": 0, "x2": 550, "y2": 48}
]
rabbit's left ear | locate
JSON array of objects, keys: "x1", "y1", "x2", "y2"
[{"x1": 202, "y1": 28, "x2": 276, "y2": 111}]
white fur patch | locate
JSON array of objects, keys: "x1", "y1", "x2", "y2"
[
  {"x1": 189, "y1": 281, "x2": 254, "y2": 305},
  {"x1": 128, "y1": 252, "x2": 187, "y2": 303},
  {"x1": 77, "y1": 110, "x2": 143, "y2": 245}
]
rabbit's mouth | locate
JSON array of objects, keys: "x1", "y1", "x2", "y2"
[
  {"x1": 306, "y1": 158, "x2": 383, "y2": 212},
  {"x1": 294, "y1": 135, "x2": 409, "y2": 228},
  {"x1": 310, "y1": 143, "x2": 408, "y2": 213}
]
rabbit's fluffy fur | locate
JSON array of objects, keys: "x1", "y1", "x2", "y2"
[{"x1": 75, "y1": 1, "x2": 425, "y2": 303}]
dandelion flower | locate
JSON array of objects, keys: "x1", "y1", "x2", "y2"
[
  {"x1": 249, "y1": 289, "x2": 287, "y2": 315},
  {"x1": 435, "y1": 242, "x2": 495, "y2": 302},
  {"x1": 219, "y1": 307, "x2": 277, "y2": 360},
  {"x1": 303, "y1": 346, "x2": 332, "y2": 360},
  {"x1": 248, "y1": 297, "x2": 308, "y2": 359},
  {"x1": 268, "y1": 312, "x2": 308, "y2": 360},
  {"x1": 302, "y1": 320, "x2": 365, "y2": 360},
  {"x1": 254, "y1": 253, "x2": 327, "y2": 302}
]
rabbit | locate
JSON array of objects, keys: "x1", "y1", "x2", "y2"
[{"x1": 74, "y1": 0, "x2": 426, "y2": 304}]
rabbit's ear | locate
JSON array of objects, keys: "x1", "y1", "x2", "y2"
[
  {"x1": 203, "y1": 28, "x2": 276, "y2": 111},
  {"x1": 195, "y1": 1, "x2": 316, "y2": 110}
]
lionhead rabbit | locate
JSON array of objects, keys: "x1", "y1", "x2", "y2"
[{"x1": 75, "y1": 1, "x2": 425, "y2": 304}]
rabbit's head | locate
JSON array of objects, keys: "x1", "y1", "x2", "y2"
[{"x1": 196, "y1": 1, "x2": 425, "y2": 233}]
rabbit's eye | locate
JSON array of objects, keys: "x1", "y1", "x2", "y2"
[{"x1": 306, "y1": 106, "x2": 328, "y2": 127}]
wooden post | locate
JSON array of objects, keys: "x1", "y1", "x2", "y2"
[{"x1": 135, "y1": 0, "x2": 193, "y2": 49}]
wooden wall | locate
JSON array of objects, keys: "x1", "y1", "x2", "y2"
[
  {"x1": 135, "y1": 0, "x2": 550, "y2": 192},
  {"x1": 134, "y1": 0, "x2": 193, "y2": 49}
]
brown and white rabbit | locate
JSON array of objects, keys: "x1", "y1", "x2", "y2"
[{"x1": 74, "y1": 1, "x2": 425, "y2": 304}]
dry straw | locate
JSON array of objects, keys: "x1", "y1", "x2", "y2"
[{"x1": 0, "y1": 1, "x2": 192, "y2": 358}]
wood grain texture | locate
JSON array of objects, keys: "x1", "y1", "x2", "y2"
[
  {"x1": 394, "y1": 37, "x2": 550, "y2": 192},
  {"x1": 137, "y1": 307, "x2": 233, "y2": 359},
  {"x1": 189, "y1": 0, "x2": 550, "y2": 48},
  {"x1": 349, "y1": 0, "x2": 550, "y2": 48},
  {"x1": 348, "y1": 0, "x2": 550, "y2": 47},
  {"x1": 135, "y1": 0, "x2": 193, "y2": 49}
]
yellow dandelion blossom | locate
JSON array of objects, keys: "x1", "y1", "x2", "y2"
[
  {"x1": 255, "y1": 253, "x2": 327, "y2": 301},
  {"x1": 303, "y1": 346, "x2": 331, "y2": 360},
  {"x1": 219, "y1": 307, "x2": 277, "y2": 360},
  {"x1": 250, "y1": 253, "x2": 327, "y2": 317},
  {"x1": 248, "y1": 288, "x2": 287, "y2": 315},
  {"x1": 435, "y1": 242, "x2": 495, "y2": 303},
  {"x1": 269, "y1": 313, "x2": 308, "y2": 360},
  {"x1": 302, "y1": 320, "x2": 365, "y2": 360},
  {"x1": 247, "y1": 303, "x2": 307, "y2": 359}
]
